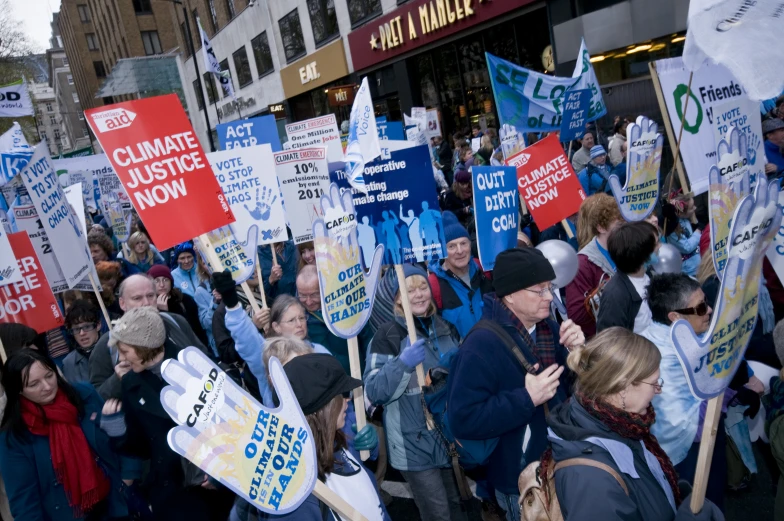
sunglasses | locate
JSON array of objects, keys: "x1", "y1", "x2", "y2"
[
  {"x1": 674, "y1": 301, "x2": 709, "y2": 316},
  {"x1": 69, "y1": 324, "x2": 97, "y2": 335}
]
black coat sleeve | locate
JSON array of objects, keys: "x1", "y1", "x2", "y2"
[{"x1": 596, "y1": 278, "x2": 635, "y2": 333}]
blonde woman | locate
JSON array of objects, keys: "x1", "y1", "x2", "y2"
[
  {"x1": 543, "y1": 327, "x2": 723, "y2": 521},
  {"x1": 364, "y1": 264, "x2": 465, "y2": 521},
  {"x1": 117, "y1": 231, "x2": 164, "y2": 274}
]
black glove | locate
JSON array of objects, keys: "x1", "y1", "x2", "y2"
[
  {"x1": 211, "y1": 270, "x2": 239, "y2": 308},
  {"x1": 734, "y1": 386, "x2": 761, "y2": 418},
  {"x1": 676, "y1": 496, "x2": 725, "y2": 521}
]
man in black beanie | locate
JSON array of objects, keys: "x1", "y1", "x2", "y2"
[{"x1": 445, "y1": 247, "x2": 584, "y2": 521}]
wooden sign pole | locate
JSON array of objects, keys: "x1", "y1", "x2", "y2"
[
  {"x1": 0, "y1": 335, "x2": 7, "y2": 364},
  {"x1": 313, "y1": 481, "x2": 369, "y2": 521},
  {"x1": 690, "y1": 395, "x2": 723, "y2": 513},
  {"x1": 254, "y1": 261, "x2": 268, "y2": 309},
  {"x1": 88, "y1": 271, "x2": 112, "y2": 326},
  {"x1": 347, "y1": 336, "x2": 370, "y2": 461},
  {"x1": 196, "y1": 234, "x2": 259, "y2": 313}
]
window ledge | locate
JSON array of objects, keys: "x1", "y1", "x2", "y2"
[
  {"x1": 258, "y1": 68, "x2": 276, "y2": 80},
  {"x1": 350, "y1": 11, "x2": 382, "y2": 30},
  {"x1": 286, "y1": 51, "x2": 307, "y2": 64},
  {"x1": 314, "y1": 33, "x2": 340, "y2": 50},
  {"x1": 239, "y1": 79, "x2": 253, "y2": 89}
]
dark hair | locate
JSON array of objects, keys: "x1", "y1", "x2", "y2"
[
  {"x1": 472, "y1": 123, "x2": 482, "y2": 131},
  {"x1": 1, "y1": 350, "x2": 84, "y2": 438},
  {"x1": 647, "y1": 273, "x2": 701, "y2": 325},
  {"x1": 613, "y1": 120, "x2": 625, "y2": 134},
  {"x1": 65, "y1": 300, "x2": 101, "y2": 329},
  {"x1": 0, "y1": 324, "x2": 40, "y2": 364},
  {"x1": 306, "y1": 394, "x2": 347, "y2": 480},
  {"x1": 662, "y1": 204, "x2": 680, "y2": 236},
  {"x1": 608, "y1": 222, "x2": 658, "y2": 273},
  {"x1": 87, "y1": 230, "x2": 115, "y2": 258}
]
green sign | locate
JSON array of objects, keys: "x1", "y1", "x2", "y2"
[{"x1": 60, "y1": 146, "x2": 93, "y2": 158}]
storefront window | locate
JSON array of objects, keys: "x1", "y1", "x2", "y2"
[
  {"x1": 432, "y1": 44, "x2": 465, "y2": 136},
  {"x1": 458, "y1": 36, "x2": 496, "y2": 131},
  {"x1": 307, "y1": 0, "x2": 339, "y2": 47},
  {"x1": 347, "y1": 0, "x2": 381, "y2": 28},
  {"x1": 279, "y1": 9, "x2": 306, "y2": 62},
  {"x1": 415, "y1": 54, "x2": 438, "y2": 108}
]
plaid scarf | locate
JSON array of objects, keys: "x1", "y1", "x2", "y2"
[{"x1": 499, "y1": 300, "x2": 556, "y2": 369}]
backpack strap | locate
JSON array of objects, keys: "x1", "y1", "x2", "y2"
[
  {"x1": 554, "y1": 457, "x2": 629, "y2": 496},
  {"x1": 428, "y1": 271, "x2": 443, "y2": 309},
  {"x1": 470, "y1": 319, "x2": 535, "y2": 373}
]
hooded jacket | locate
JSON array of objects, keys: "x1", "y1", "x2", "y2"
[
  {"x1": 566, "y1": 238, "x2": 616, "y2": 338},
  {"x1": 171, "y1": 264, "x2": 199, "y2": 298},
  {"x1": 578, "y1": 163, "x2": 614, "y2": 196},
  {"x1": 427, "y1": 258, "x2": 493, "y2": 338},
  {"x1": 547, "y1": 399, "x2": 684, "y2": 521},
  {"x1": 364, "y1": 314, "x2": 458, "y2": 472},
  {"x1": 446, "y1": 294, "x2": 570, "y2": 494}
]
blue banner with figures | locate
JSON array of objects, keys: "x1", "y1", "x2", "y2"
[
  {"x1": 217, "y1": 115, "x2": 282, "y2": 151},
  {"x1": 329, "y1": 144, "x2": 445, "y2": 265},
  {"x1": 472, "y1": 166, "x2": 518, "y2": 270},
  {"x1": 559, "y1": 89, "x2": 591, "y2": 143}
]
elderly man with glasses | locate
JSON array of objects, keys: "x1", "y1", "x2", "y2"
[{"x1": 446, "y1": 247, "x2": 584, "y2": 521}]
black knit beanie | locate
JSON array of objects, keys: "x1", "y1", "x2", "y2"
[{"x1": 493, "y1": 248, "x2": 556, "y2": 298}]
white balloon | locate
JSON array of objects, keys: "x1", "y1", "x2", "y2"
[
  {"x1": 536, "y1": 240, "x2": 579, "y2": 288},
  {"x1": 653, "y1": 243, "x2": 683, "y2": 274}
]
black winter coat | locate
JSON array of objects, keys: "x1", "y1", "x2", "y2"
[{"x1": 596, "y1": 272, "x2": 642, "y2": 333}]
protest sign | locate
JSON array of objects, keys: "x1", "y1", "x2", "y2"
[
  {"x1": 0, "y1": 232, "x2": 64, "y2": 332},
  {"x1": 343, "y1": 77, "x2": 380, "y2": 192},
  {"x1": 487, "y1": 40, "x2": 606, "y2": 133},
  {"x1": 653, "y1": 57, "x2": 765, "y2": 195},
  {"x1": 20, "y1": 145, "x2": 92, "y2": 289},
  {"x1": 470, "y1": 138, "x2": 481, "y2": 153},
  {"x1": 85, "y1": 94, "x2": 236, "y2": 251},
  {"x1": 672, "y1": 176, "x2": 779, "y2": 400},
  {"x1": 425, "y1": 109, "x2": 441, "y2": 139},
  {"x1": 274, "y1": 147, "x2": 331, "y2": 244},
  {"x1": 0, "y1": 216, "x2": 21, "y2": 286},
  {"x1": 0, "y1": 79, "x2": 34, "y2": 118},
  {"x1": 63, "y1": 183, "x2": 89, "y2": 238},
  {"x1": 284, "y1": 115, "x2": 342, "y2": 163},
  {"x1": 608, "y1": 115, "x2": 663, "y2": 222},
  {"x1": 0, "y1": 123, "x2": 33, "y2": 184},
  {"x1": 217, "y1": 115, "x2": 282, "y2": 151},
  {"x1": 208, "y1": 145, "x2": 287, "y2": 246},
  {"x1": 500, "y1": 124, "x2": 526, "y2": 160},
  {"x1": 330, "y1": 144, "x2": 446, "y2": 265},
  {"x1": 377, "y1": 121, "x2": 404, "y2": 141},
  {"x1": 196, "y1": 225, "x2": 257, "y2": 285},
  {"x1": 711, "y1": 97, "x2": 764, "y2": 187},
  {"x1": 766, "y1": 190, "x2": 784, "y2": 286},
  {"x1": 559, "y1": 89, "x2": 590, "y2": 143},
  {"x1": 57, "y1": 167, "x2": 97, "y2": 212},
  {"x1": 54, "y1": 155, "x2": 123, "y2": 213},
  {"x1": 472, "y1": 166, "x2": 518, "y2": 270},
  {"x1": 509, "y1": 134, "x2": 585, "y2": 231}
]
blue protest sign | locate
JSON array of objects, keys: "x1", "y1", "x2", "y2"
[
  {"x1": 559, "y1": 89, "x2": 591, "y2": 143},
  {"x1": 377, "y1": 121, "x2": 404, "y2": 141},
  {"x1": 471, "y1": 166, "x2": 518, "y2": 270},
  {"x1": 217, "y1": 115, "x2": 282, "y2": 151},
  {"x1": 329, "y1": 144, "x2": 445, "y2": 265}
]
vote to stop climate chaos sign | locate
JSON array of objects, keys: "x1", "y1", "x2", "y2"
[
  {"x1": 85, "y1": 94, "x2": 235, "y2": 250},
  {"x1": 0, "y1": 232, "x2": 64, "y2": 333},
  {"x1": 507, "y1": 134, "x2": 586, "y2": 231}
]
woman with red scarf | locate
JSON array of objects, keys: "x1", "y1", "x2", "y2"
[
  {"x1": 540, "y1": 327, "x2": 724, "y2": 521},
  {"x1": 0, "y1": 350, "x2": 133, "y2": 520}
]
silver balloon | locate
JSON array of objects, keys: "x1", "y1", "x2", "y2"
[
  {"x1": 536, "y1": 240, "x2": 579, "y2": 288},
  {"x1": 652, "y1": 243, "x2": 683, "y2": 274}
]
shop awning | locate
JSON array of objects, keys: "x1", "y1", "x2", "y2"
[{"x1": 95, "y1": 54, "x2": 183, "y2": 98}]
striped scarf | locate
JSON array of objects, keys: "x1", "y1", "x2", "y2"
[{"x1": 499, "y1": 300, "x2": 556, "y2": 368}]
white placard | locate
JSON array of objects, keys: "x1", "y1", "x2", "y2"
[
  {"x1": 274, "y1": 147, "x2": 331, "y2": 244},
  {"x1": 284, "y1": 115, "x2": 342, "y2": 163}
]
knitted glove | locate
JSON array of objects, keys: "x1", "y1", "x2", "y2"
[
  {"x1": 100, "y1": 411, "x2": 127, "y2": 438},
  {"x1": 399, "y1": 338, "x2": 426, "y2": 370},
  {"x1": 212, "y1": 269, "x2": 239, "y2": 308},
  {"x1": 352, "y1": 424, "x2": 379, "y2": 452}
]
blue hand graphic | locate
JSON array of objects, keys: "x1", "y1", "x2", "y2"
[{"x1": 245, "y1": 187, "x2": 277, "y2": 221}]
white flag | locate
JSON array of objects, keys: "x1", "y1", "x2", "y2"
[
  {"x1": 197, "y1": 17, "x2": 234, "y2": 99},
  {"x1": 0, "y1": 80, "x2": 34, "y2": 118},
  {"x1": 342, "y1": 77, "x2": 380, "y2": 192}
]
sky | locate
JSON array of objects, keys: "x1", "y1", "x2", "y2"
[{"x1": 14, "y1": 0, "x2": 61, "y2": 53}]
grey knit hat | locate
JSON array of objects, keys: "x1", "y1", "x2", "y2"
[{"x1": 108, "y1": 306, "x2": 166, "y2": 349}]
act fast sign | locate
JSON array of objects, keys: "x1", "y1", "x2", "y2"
[{"x1": 85, "y1": 94, "x2": 235, "y2": 250}]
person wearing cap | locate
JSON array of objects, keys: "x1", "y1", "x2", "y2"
[
  {"x1": 577, "y1": 144, "x2": 614, "y2": 196},
  {"x1": 570, "y1": 132, "x2": 595, "y2": 173},
  {"x1": 443, "y1": 165, "x2": 474, "y2": 227},
  {"x1": 148, "y1": 264, "x2": 208, "y2": 348},
  {"x1": 171, "y1": 241, "x2": 199, "y2": 298},
  {"x1": 446, "y1": 248, "x2": 585, "y2": 521},
  {"x1": 364, "y1": 264, "x2": 467, "y2": 521},
  {"x1": 98, "y1": 307, "x2": 235, "y2": 520},
  {"x1": 273, "y1": 353, "x2": 390, "y2": 521},
  {"x1": 88, "y1": 275, "x2": 210, "y2": 401},
  {"x1": 763, "y1": 117, "x2": 784, "y2": 178},
  {"x1": 428, "y1": 211, "x2": 493, "y2": 338}
]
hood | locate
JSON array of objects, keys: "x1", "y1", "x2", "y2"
[
  {"x1": 578, "y1": 238, "x2": 615, "y2": 276},
  {"x1": 547, "y1": 398, "x2": 629, "y2": 460},
  {"x1": 428, "y1": 258, "x2": 478, "y2": 282}
]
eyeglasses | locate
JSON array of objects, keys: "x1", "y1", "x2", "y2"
[
  {"x1": 281, "y1": 315, "x2": 307, "y2": 326},
  {"x1": 69, "y1": 324, "x2": 97, "y2": 335},
  {"x1": 298, "y1": 292, "x2": 320, "y2": 302},
  {"x1": 674, "y1": 301, "x2": 709, "y2": 316},
  {"x1": 521, "y1": 285, "x2": 557, "y2": 298},
  {"x1": 636, "y1": 377, "x2": 664, "y2": 393}
]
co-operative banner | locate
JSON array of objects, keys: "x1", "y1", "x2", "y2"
[
  {"x1": 20, "y1": 145, "x2": 92, "y2": 289},
  {"x1": 85, "y1": 94, "x2": 236, "y2": 251},
  {"x1": 284, "y1": 115, "x2": 342, "y2": 163},
  {"x1": 654, "y1": 57, "x2": 764, "y2": 195},
  {"x1": 208, "y1": 145, "x2": 288, "y2": 246},
  {"x1": 487, "y1": 40, "x2": 606, "y2": 133},
  {"x1": 330, "y1": 144, "x2": 446, "y2": 265},
  {"x1": 672, "y1": 177, "x2": 780, "y2": 399},
  {"x1": 217, "y1": 115, "x2": 282, "y2": 151},
  {"x1": 274, "y1": 147, "x2": 331, "y2": 244},
  {"x1": 608, "y1": 115, "x2": 663, "y2": 222},
  {"x1": 0, "y1": 232, "x2": 64, "y2": 332},
  {"x1": 159, "y1": 348, "x2": 317, "y2": 514},
  {"x1": 472, "y1": 166, "x2": 518, "y2": 270},
  {"x1": 508, "y1": 134, "x2": 585, "y2": 231}
]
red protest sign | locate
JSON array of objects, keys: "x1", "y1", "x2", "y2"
[
  {"x1": 85, "y1": 94, "x2": 235, "y2": 250},
  {"x1": 0, "y1": 232, "x2": 64, "y2": 333},
  {"x1": 508, "y1": 134, "x2": 586, "y2": 231}
]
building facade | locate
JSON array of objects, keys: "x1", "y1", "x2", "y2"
[{"x1": 30, "y1": 82, "x2": 62, "y2": 157}]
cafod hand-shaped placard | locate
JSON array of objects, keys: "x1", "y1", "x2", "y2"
[
  {"x1": 159, "y1": 347, "x2": 317, "y2": 514},
  {"x1": 313, "y1": 183, "x2": 384, "y2": 339},
  {"x1": 196, "y1": 224, "x2": 258, "y2": 285},
  {"x1": 608, "y1": 115, "x2": 662, "y2": 222},
  {"x1": 709, "y1": 126, "x2": 752, "y2": 277},
  {"x1": 671, "y1": 176, "x2": 780, "y2": 400}
]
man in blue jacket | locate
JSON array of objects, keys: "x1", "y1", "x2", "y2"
[{"x1": 446, "y1": 248, "x2": 585, "y2": 521}]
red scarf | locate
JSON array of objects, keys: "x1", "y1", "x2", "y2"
[{"x1": 22, "y1": 391, "x2": 110, "y2": 517}]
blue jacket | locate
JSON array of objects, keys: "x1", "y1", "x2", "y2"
[
  {"x1": 194, "y1": 284, "x2": 218, "y2": 357},
  {"x1": 666, "y1": 219, "x2": 701, "y2": 277},
  {"x1": 117, "y1": 246, "x2": 165, "y2": 275},
  {"x1": 172, "y1": 264, "x2": 199, "y2": 298},
  {"x1": 427, "y1": 258, "x2": 493, "y2": 338},
  {"x1": 766, "y1": 139, "x2": 784, "y2": 177},
  {"x1": 577, "y1": 164, "x2": 613, "y2": 196},
  {"x1": 258, "y1": 241, "x2": 299, "y2": 300},
  {"x1": 0, "y1": 383, "x2": 138, "y2": 521},
  {"x1": 446, "y1": 294, "x2": 570, "y2": 494}
]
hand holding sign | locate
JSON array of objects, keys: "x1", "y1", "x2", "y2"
[{"x1": 608, "y1": 115, "x2": 662, "y2": 221}]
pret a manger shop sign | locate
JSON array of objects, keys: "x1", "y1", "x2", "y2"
[{"x1": 85, "y1": 94, "x2": 235, "y2": 250}]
